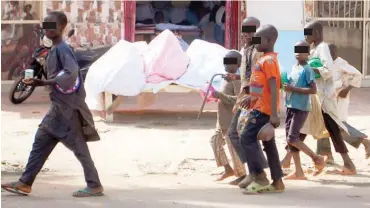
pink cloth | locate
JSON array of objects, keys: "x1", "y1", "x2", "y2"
[
  {"x1": 144, "y1": 30, "x2": 189, "y2": 83},
  {"x1": 199, "y1": 83, "x2": 218, "y2": 103}
]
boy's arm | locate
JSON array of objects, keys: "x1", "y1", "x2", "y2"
[
  {"x1": 286, "y1": 66, "x2": 317, "y2": 94},
  {"x1": 316, "y1": 44, "x2": 333, "y2": 80},
  {"x1": 341, "y1": 61, "x2": 362, "y2": 89},
  {"x1": 288, "y1": 83, "x2": 317, "y2": 94},
  {"x1": 217, "y1": 92, "x2": 238, "y2": 105},
  {"x1": 46, "y1": 48, "x2": 79, "y2": 88},
  {"x1": 264, "y1": 58, "x2": 280, "y2": 127},
  {"x1": 215, "y1": 80, "x2": 240, "y2": 105},
  {"x1": 268, "y1": 78, "x2": 279, "y2": 127}
]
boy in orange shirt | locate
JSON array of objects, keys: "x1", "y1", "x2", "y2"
[{"x1": 240, "y1": 25, "x2": 285, "y2": 194}]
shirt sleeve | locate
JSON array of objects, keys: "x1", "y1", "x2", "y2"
[
  {"x1": 341, "y1": 61, "x2": 362, "y2": 88},
  {"x1": 218, "y1": 80, "x2": 238, "y2": 105},
  {"x1": 305, "y1": 65, "x2": 315, "y2": 84},
  {"x1": 262, "y1": 57, "x2": 278, "y2": 80},
  {"x1": 317, "y1": 44, "x2": 334, "y2": 80},
  {"x1": 55, "y1": 46, "x2": 79, "y2": 91}
]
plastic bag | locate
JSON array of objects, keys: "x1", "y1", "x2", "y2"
[
  {"x1": 308, "y1": 57, "x2": 322, "y2": 79},
  {"x1": 177, "y1": 39, "x2": 228, "y2": 89},
  {"x1": 199, "y1": 82, "x2": 218, "y2": 103},
  {"x1": 144, "y1": 29, "x2": 189, "y2": 83}
]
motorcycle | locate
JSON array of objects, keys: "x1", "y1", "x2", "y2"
[{"x1": 9, "y1": 28, "x2": 111, "y2": 104}]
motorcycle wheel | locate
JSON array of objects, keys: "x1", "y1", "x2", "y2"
[{"x1": 9, "y1": 76, "x2": 36, "y2": 104}]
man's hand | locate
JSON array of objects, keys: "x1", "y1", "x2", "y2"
[
  {"x1": 240, "y1": 96, "x2": 251, "y2": 109},
  {"x1": 338, "y1": 88, "x2": 350, "y2": 98},
  {"x1": 283, "y1": 84, "x2": 295, "y2": 92},
  {"x1": 269, "y1": 115, "x2": 280, "y2": 128},
  {"x1": 312, "y1": 68, "x2": 320, "y2": 74},
  {"x1": 22, "y1": 78, "x2": 45, "y2": 86}
]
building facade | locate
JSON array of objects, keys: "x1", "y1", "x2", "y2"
[
  {"x1": 1, "y1": 0, "x2": 124, "y2": 80},
  {"x1": 2, "y1": 0, "x2": 369, "y2": 86}
]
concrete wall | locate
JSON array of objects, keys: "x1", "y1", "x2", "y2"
[
  {"x1": 323, "y1": 27, "x2": 363, "y2": 73},
  {"x1": 246, "y1": 1, "x2": 369, "y2": 77},
  {"x1": 246, "y1": 0, "x2": 304, "y2": 73}
]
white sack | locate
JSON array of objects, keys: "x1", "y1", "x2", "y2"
[
  {"x1": 176, "y1": 39, "x2": 228, "y2": 89},
  {"x1": 85, "y1": 40, "x2": 146, "y2": 110}
]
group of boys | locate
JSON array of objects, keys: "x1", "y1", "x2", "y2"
[
  {"x1": 210, "y1": 17, "x2": 368, "y2": 194},
  {"x1": 0, "y1": 11, "x2": 368, "y2": 198}
]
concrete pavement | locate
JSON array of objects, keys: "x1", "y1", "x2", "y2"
[{"x1": 1, "y1": 88, "x2": 370, "y2": 207}]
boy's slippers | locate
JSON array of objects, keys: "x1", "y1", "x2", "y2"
[
  {"x1": 242, "y1": 182, "x2": 265, "y2": 195},
  {"x1": 243, "y1": 182, "x2": 285, "y2": 194},
  {"x1": 258, "y1": 185, "x2": 285, "y2": 194}
]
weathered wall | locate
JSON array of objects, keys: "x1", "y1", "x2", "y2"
[
  {"x1": 1, "y1": 0, "x2": 124, "y2": 80},
  {"x1": 323, "y1": 27, "x2": 363, "y2": 72}
]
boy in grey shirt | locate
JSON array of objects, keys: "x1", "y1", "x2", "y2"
[{"x1": 1, "y1": 11, "x2": 103, "y2": 197}]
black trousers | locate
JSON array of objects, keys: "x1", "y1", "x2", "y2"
[
  {"x1": 19, "y1": 127, "x2": 101, "y2": 188},
  {"x1": 228, "y1": 109, "x2": 248, "y2": 163},
  {"x1": 228, "y1": 109, "x2": 268, "y2": 174},
  {"x1": 240, "y1": 110, "x2": 283, "y2": 181},
  {"x1": 286, "y1": 110, "x2": 348, "y2": 153}
]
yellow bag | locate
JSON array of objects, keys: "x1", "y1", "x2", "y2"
[{"x1": 300, "y1": 94, "x2": 330, "y2": 139}]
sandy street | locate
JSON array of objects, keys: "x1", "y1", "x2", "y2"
[{"x1": 1, "y1": 89, "x2": 370, "y2": 207}]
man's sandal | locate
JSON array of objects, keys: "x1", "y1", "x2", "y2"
[
  {"x1": 1, "y1": 182, "x2": 30, "y2": 196},
  {"x1": 72, "y1": 188, "x2": 104, "y2": 197}
]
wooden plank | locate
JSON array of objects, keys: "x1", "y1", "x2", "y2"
[
  {"x1": 141, "y1": 84, "x2": 199, "y2": 93},
  {"x1": 104, "y1": 92, "x2": 113, "y2": 122},
  {"x1": 101, "y1": 84, "x2": 200, "y2": 114}
]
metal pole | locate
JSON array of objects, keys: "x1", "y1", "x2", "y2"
[{"x1": 197, "y1": 73, "x2": 225, "y2": 120}]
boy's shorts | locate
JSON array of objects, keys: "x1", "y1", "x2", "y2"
[{"x1": 286, "y1": 108, "x2": 309, "y2": 143}]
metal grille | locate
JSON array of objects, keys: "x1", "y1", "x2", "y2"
[{"x1": 314, "y1": 0, "x2": 364, "y2": 28}]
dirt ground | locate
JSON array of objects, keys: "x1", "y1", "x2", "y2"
[{"x1": 1, "y1": 89, "x2": 370, "y2": 207}]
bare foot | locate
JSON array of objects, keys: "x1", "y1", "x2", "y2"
[
  {"x1": 362, "y1": 138, "x2": 370, "y2": 159},
  {"x1": 215, "y1": 170, "x2": 234, "y2": 181},
  {"x1": 320, "y1": 152, "x2": 335, "y2": 165},
  {"x1": 313, "y1": 155, "x2": 329, "y2": 176},
  {"x1": 284, "y1": 172, "x2": 307, "y2": 180},
  {"x1": 326, "y1": 167, "x2": 357, "y2": 176},
  {"x1": 271, "y1": 179, "x2": 285, "y2": 192},
  {"x1": 229, "y1": 175, "x2": 246, "y2": 186},
  {"x1": 281, "y1": 153, "x2": 292, "y2": 169}
]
